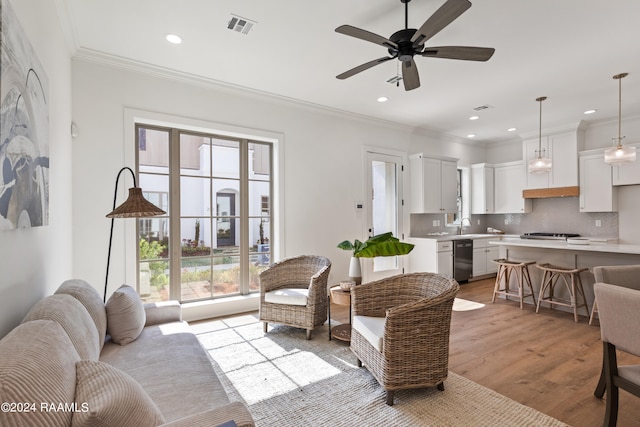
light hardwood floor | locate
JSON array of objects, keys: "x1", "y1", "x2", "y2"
[{"x1": 328, "y1": 278, "x2": 640, "y2": 427}]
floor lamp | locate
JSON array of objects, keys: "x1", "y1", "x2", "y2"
[{"x1": 104, "y1": 167, "x2": 166, "y2": 302}]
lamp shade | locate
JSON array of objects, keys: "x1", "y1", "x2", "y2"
[
  {"x1": 106, "y1": 187, "x2": 166, "y2": 218},
  {"x1": 528, "y1": 155, "x2": 552, "y2": 174},
  {"x1": 604, "y1": 144, "x2": 636, "y2": 165}
]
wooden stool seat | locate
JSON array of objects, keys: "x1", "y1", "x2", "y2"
[
  {"x1": 491, "y1": 259, "x2": 537, "y2": 309},
  {"x1": 535, "y1": 263, "x2": 590, "y2": 322}
]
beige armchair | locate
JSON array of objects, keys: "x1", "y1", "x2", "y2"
[
  {"x1": 259, "y1": 255, "x2": 331, "y2": 340},
  {"x1": 591, "y1": 265, "x2": 640, "y2": 325},
  {"x1": 592, "y1": 265, "x2": 640, "y2": 398},
  {"x1": 593, "y1": 282, "x2": 640, "y2": 426},
  {"x1": 350, "y1": 272, "x2": 459, "y2": 405}
]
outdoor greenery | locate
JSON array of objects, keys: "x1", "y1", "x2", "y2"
[
  {"x1": 141, "y1": 238, "x2": 265, "y2": 296},
  {"x1": 140, "y1": 239, "x2": 169, "y2": 289}
]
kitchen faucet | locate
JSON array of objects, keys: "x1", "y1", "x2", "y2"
[{"x1": 459, "y1": 217, "x2": 472, "y2": 235}]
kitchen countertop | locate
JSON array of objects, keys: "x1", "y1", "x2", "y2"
[
  {"x1": 410, "y1": 233, "x2": 507, "y2": 241},
  {"x1": 490, "y1": 237, "x2": 640, "y2": 255}
]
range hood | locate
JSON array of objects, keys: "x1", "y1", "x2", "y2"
[{"x1": 522, "y1": 186, "x2": 580, "y2": 199}]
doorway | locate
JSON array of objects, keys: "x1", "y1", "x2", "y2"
[
  {"x1": 216, "y1": 192, "x2": 236, "y2": 247},
  {"x1": 364, "y1": 150, "x2": 405, "y2": 282}
]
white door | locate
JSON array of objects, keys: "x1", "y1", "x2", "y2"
[{"x1": 363, "y1": 150, "x2": 405, "y2": 282}]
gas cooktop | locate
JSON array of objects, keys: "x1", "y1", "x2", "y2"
[{"x1": 520, "y1": 232, "x2": 580, "y2": 240}]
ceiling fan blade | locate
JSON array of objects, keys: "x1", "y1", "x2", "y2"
[
  {"x1": 419, "y1": 46, "x2": 495, "y2": 61},
  {"x1": 402, "y1": 59, "x2": 420, "y2": 91},
  {"x1": 336, "y1": 25, "x2": 398, "y2": 49},
  {"x1": 336, "y1": 56, "x2": 395, "y2": 80},
  {"x1": 411, "y1": 0, "x2": 472, "y2": 47}
]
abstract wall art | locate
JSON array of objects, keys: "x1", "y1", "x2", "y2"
[{"x1": 0, "y1": 0, "x2": 49, "y2": 230}]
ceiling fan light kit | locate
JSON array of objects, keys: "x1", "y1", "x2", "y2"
[
  {"x1": 604, "y1": 73, "x2": 636, "y2": 165},
  {"x1": 529, "y1": 96, "x2": 553, "y2": 174},
  {"x1": 335, "y1": 0, "x2": 495, "y2": 91}
]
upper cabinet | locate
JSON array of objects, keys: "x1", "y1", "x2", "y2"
[
  {"x1": 523, "y1": 130, "x2": 584, "y2": 190},
  {"x1": 494, "y1": 161, "x2": 532, "y2": 214},
  {"x1": 410, "y1": 154, "x2": 458, "y2": 213},
  {"x1": 612, "y1": 143, "x2": 640, "y2": 186},
  {"x1": 471, "y1": 163, "x2": 494, "y2": 214},
  {"x1": 579, "y1": 150, "x2": 617, "y2": 212}
]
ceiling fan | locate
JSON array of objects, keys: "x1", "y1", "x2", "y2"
[{"x1": 335, "y1": 0, "x2": 495, "y2": 91}]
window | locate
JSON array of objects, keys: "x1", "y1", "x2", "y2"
[
  {"x1": 446, "y1": 167, "x2": 470, "y2": 226},
  {"x1": 136, "y1": 125, "x2": 273, "y2": 303}
]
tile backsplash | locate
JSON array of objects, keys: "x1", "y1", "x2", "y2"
[{"x1": 410, "y1": 197, "x2": 618, "y2": 238}]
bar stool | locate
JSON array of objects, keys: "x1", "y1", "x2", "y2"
[
  {"x1": 491, "y1": 259, "x2": 537, "y2": 309},
  {"x1": 535, "y1": 263, "x2": 590, "y2": 322}
]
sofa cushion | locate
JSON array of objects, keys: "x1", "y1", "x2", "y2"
[
  {"x1": 100, "y1": 321, "x2": 230, "y2": 422},
  {"x1": 353, "y1": 315, "x2": 386, "y2": 352},
  {"x1": 22, "y1": 294, "x2": 101, "y2": 360},
  {"x1": 264, "y1": 288, "x2": 309, "y2": 306},
  {"x1": 73, "y1": 360, "x2": 165, "y2": 427},
  {"x1": 0, "y1": 320, "x2": 80, "y2": 427},
  {"x1": 56, "y1": 279, "x2": 107, "y2": 348},
  {"x1": 106, "y1": 284, "x2": 146, "y2": 345}
]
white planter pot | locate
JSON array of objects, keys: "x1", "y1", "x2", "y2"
[{"x1": 349, "y1": 256, "x2": 362, "y2": 285}]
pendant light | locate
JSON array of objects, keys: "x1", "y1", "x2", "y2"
[
  {"x1": 528, "y1": 96, "x2": 552, "y2": 174},
  {"x1": 604, "y1": 73, "x2": 635, "y2": 165}
]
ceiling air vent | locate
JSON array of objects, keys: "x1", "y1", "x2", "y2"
[
  {"x1": 473, "y1": 104, "x2": 494, "y2": 112},
  {"x1": 227, "y1": 14, "x2": 256, "y2": 35}
]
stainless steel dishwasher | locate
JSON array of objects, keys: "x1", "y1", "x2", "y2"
[{"x1": 453, "y1": 239, "x2": 473, "y2": 282}]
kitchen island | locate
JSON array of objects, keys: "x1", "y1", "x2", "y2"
[{"x1": 489, "y1": 237, "x2": 640, "y2": 319}]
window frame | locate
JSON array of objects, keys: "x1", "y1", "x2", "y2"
[{"x1": 121, "y1": 107, "x2": 285, "y2": 309}]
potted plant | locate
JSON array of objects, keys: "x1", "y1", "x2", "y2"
[{"x1": 337, "y1": 232, "x2": 414, "y2": 284}]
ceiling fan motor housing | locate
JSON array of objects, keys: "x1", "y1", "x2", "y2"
[{"x1": 389, "y1": 28, "x2": 423, "y2": 62}]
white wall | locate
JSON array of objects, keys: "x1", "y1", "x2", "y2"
[
  {"x1": 71, "y1": 59, "x2": 420, "y2": 300},
  {"x1": 0, "y1": 0, "x2": 73, "y2": 338}
]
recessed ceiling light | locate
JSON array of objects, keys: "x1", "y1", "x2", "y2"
[
  {"x1": 507, "y1": 127, "x2": 517, "y2": 132},
  {"x1": 584, "y1": 109, "x2": 598, "y2": 115},
  {"x1": 377, "y1": 96, "x2": 388, "y2": 103},
  {"x1": 467, "y1": 133, "x2": 476, "y2": 138},
  {"x1": 165, "y1": 34, "x2": 182, "y2": 44},
  {"x1": 469, "y1": 115, "x2": 480, "y2": 120}
]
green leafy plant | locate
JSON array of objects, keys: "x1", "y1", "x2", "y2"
[{"x1": 337, "y1": 232, "x2": 414, "y2": 258}]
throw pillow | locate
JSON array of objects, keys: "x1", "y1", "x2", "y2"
[
  {"x1": 105, "y1": 285, "x2": 146, "y2": 345},
  {"x1": 73, "y1": 360, "x2": 165, "y2": 427}
]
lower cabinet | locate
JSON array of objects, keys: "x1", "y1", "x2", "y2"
[
  {"x1": 437, "y1": 243, "x2": 454, "y2": 277},
  {"x1": 408, "y1": 239, "x2": 453, "y2": 277},
  {"x1": 472, "y1": 238, "x2": 499, "y2": 278}
]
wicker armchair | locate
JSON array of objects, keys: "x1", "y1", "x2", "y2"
[
  {"x1": 350, "y1": 272, "x2": 459, "y2": 405},
  {"x1": 259, "y1": 255, "x2": 331, "y2": 340}
]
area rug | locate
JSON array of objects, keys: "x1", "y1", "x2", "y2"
[{"x1": 194, "y1": 314, "x2": 569, "y2": 427}]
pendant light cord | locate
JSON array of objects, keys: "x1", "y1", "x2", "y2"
[
  {"x1": 536, "y1": 96, "x2": 547, "y2": 157},
  {"x1": 617, "y1": 74, "x2": 622, "y2": 146},
  {"x1": 613, "y1": 73, "x2": 628, "y2": 147}
]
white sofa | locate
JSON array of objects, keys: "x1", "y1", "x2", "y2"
[{"x1": 0, "y1": 279, "x2": 254, "y2": 427}]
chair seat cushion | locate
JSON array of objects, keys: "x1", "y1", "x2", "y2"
[
  {"x1": 619, "y1": 365, "x2": 640, "y2": 385},
  {"x1": 353, "y1": 315, "x2": 386, "y2": 352},
  {"x1": 265, "y1": 288, "x2": 309, "y2": 306}
]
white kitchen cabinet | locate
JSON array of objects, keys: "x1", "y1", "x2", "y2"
[
  {"x1": 612, "y1": 144, "x2": 640, "y2": 186},
  {"x1": 408, "y1": 239, "x2": 453, "y2": 277},
  {"x1": 471, "y1": 163, "x2": 494, "y2": 214},
  {"x1": 523, "y1": 131, "x2": 582, "y2": 189},
  {"x1": 437, "y1": 242, "x2": 454, "y2": 277},
  {"x1": 410, "y1": 154, "x2": 458, "y2": 214},
  {"x1": 579, "y1": 150, "x2": 617, "y2": 212},
  {"x1": 472, "y1": 238, "x2": 499, "y2": 278},
  {"x1": 493, "y1": 161, "x2": 532, "y2": 214}
]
